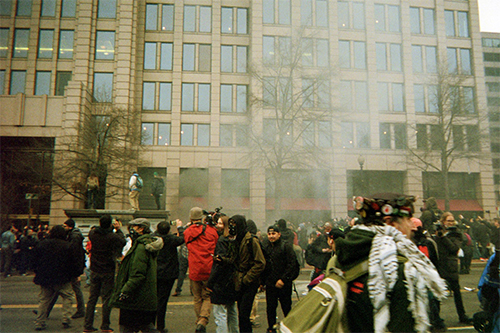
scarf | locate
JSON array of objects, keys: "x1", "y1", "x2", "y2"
[{"x1": 354, "y1": 224, "x2": 448, "y2": 333}]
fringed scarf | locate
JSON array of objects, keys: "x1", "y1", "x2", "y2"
[{"x1": 353, "y1": 224, "x2": 448, "y2": 333}]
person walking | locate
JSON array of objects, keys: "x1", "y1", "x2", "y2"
[
  {"x1": 84, "y1": 215, "x2": 126, "y2": 333},
  {"x1": 129, "y1": 171, "x2": 142, "y2": 210},
  {"x1": 184, "y1": 207, "x2": 219, "y2": 333},
  {"x1": 150, "y1": 172, "x2": 165, "y2": 210},
  {"x1": 155, "y1": 220, "x2": 184, "y2": 333},
  {"x1": 110, "y1": 218, "x2": 163, "y2": 333},
  {"x1": 1, "y1": 224, "x2": 17, "y2": 278}
]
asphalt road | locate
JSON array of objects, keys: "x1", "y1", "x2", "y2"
[{"x1": 0, "y1": 261, "x2": 487, "y2": 333}]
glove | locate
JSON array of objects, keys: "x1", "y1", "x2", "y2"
[{"x1": 117, "y1": 293, "x2": 129, "y2": 302}]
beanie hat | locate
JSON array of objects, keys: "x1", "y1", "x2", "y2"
[
  {"x1": 354, "y1": 193, "x2": 416, "y2": 222},
  {"x1": 63, "y1": 219, "x2": 75, "y2": 229}
]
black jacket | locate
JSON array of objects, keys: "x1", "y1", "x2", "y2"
[
  {"x1": 68, "y1": 227, "x2": 86, "y2": 276},
  {"x1": 151, "y1": 177, "x2": 164, "y2": 195},
  {"x1": 89, "y1": 227, "x2": 126, "y2": 274},
  {"x1": 207, "y1": 236, "x2": 238, "y2": 304},
  {"x1": 261, "y1": 237, "x2": 297, "y2": 286},
  {"x1": 309, "y1": 234, "x2": 331, "y2": 270},
  {"x1": 434, "y1": 230, "x2": 462, "y2": 280},
  {"x1": 155, "y1": 232, "x2": 184, "y2": 280},
  {"x1": 34, "y1": 238, "x2": 79, "y2": 286}
]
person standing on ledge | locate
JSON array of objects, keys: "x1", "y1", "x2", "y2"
[
  {"x1": 150, "y1": 172, "x2": 165, "y2": 210},
  {"x1": 128, "y1": 171, "x2": 143, "y2": 211}
]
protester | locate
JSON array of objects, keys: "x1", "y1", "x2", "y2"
[
  {"x1": 1, "y1": 223, "x2": 17, "y2": 278},
  {"x1": 128, "y1": 171, "x2": 142, "y2": 210},
  {"x1": 151, "y1": 172, "x2": 165, "y2": 210}
]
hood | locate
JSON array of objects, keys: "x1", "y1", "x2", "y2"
[
  {"x1": 335, "y1": 227, "x2": 375, "y2": 269},
  {"x1": 138, "y1": 234, "x2": 164, "y2": 252},
  {"x1": 231, "y1": 215, "x2": 247, "y2": 243},
  {"x1": 246, "y1": 219, "x2": 258, "y2": 235},
  {"x1": 425, "y1": 197, "x2": 438, "y2": 210}
]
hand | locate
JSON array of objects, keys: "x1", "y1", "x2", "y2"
[
  {"x1": 275, "y1": 279, "x2": 285, "y2": 288},
  {"x1": 117, "y1": 293, "x2": 129, "y2": 302},
  {"x1": 176, "y1": 219, "x2": 183, "y2": 228},
  {"x1": 322, "y1": 248, "x2": 332, "y2": 253},
  {"x1": 113, "y1": 220, "x2": 122, "y2": 230}
]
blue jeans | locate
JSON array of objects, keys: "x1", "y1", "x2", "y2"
[{"x1": 213, "y1": 303, "x2": 239, "y2": 333}]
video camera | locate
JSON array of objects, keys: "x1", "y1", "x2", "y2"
[{"x1": 203, "y1": 207, "x2": 223, "y2": 227}]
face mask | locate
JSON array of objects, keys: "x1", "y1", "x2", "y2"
[
  {"x1": 129, "y1": 228, "x2": 140, "y2": 240},
  {"x1": 229, "y1": 224, "x2": 237, "y2": 237}
]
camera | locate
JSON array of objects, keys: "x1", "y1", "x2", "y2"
[
  {"x1": 169, "y1": 220, "x2": 177, "y2": 226},
  {"x1": 203, "y1": 207, "x2": 223, "y2": 227},
  {"x1": 434, "y1": 222, "x2": 444, "y2": 231}
]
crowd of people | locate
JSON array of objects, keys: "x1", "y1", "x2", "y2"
[{"x1": 1, "y1": 196, "x2": 499, "y2": 333}]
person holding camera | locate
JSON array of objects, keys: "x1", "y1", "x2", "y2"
[
  {"x1": 184, "y1": 207, "x2": 219, "y2": 333},
  {"x1": 434, "y1": 212, "x2": 472, "y2": 325}
]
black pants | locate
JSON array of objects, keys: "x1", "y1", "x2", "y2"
[
  {"x1": 446, "y1": 278, "x2": 467, "y2": 320},
  {"x1": 265, "y1": 284, "x2": 292, "y2": 330},
  {"x1": 175, "y1": 254, "x2": 188, "y2": 293},
  {"x1": 237, "y1": 283, "x2": 259, "y2": 333},
  {"x1": 153, "y1": 194, "x2": 161, "y2": 210},
  {"x1": 156, "y1": 278, "x2": 176, "y2": 331},
  {"x1": 85, "y1": 271, "x2": 115, "y2": 330}
]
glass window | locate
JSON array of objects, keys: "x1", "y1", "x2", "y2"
[
  {"x1": 35, "y1": 71, "x2": 51, "y2": 95},
  {"x1": 144, "y1": 42, "x2": 157, "y2": 69},
  {"x1": 199, "y1": 44, "x2": 211, "y2": 72},
  {"x1": 199, "y1": 6, "x2": 211, "y2": 32},
  {"x1": 423, "y1": 8, "x2": 435, "y2": 34},
  {"x1": 95, "y1": 31, "x2": 115, "y2": 60},
  {"x1": 355, "y1": 81, "x2": 367, "y2": 111},
  {"x1": 160, "y1": 43, "x2": 172, "y2": 70},
  {"x1": 142, "y1": 82, "x2": 155, "y2": 110},
  {"x1": 0, "y1": 70, "x2": 4, "y2": 94},
  {"x1": 235, "y1": 125, "x2": 248, "y2": 147},
  {"x1": 356, "y1": 122, "x2": 370, "y2": 148},
  {"x1": 16, "y1": 0, "x2": 32, "y2": 16},
  {"x1": 316, "y1": 0, "x2": 327, "y2": 27},
  {"x1": 159, "y1": 82, "x2": 172, "y2": 111},
  {"x1": 428, "y1": 85, "x2": 438, "y2": 113},
  {"x1": 376, "y1": 43, "x2": 387, "y2": 71},
  {"x1": 237, "y1": 85, "x2": 247, "y2": 113},
  {"x1": 93, "y1": 73, "x2": 113, "y2": 102},
  {"x1": 301, "y1": 0, "x2": 312, "y2": 26},
  {"x1": 221, "y1": 45, "x2": 233, "y2": 72},
  {"x1": 460, "y1": 49, "x2": 472, "y2": 74},
  {"x1": 0, "y1": 28, "x2": 8, "y2": 57},
  {"x1": 338, "y1": 2, "x2": 349, "y2": 29},
  {"x1": 392, "y1": 83, "x2": 404, "y2": 112},
  {"x1": 197, "y1": 124, "x2": 210, "y2": 146},
  {"x1": 180, "y1": 124, "x2": 194, "y2": 146},
  {"x1": 416, "y1": 124, "x2": 427, "y2": 149},
  {"x1": 58, "y1": 30, "x2": 74, "y2": 59},
  {"x1": 353, "y1": 41, "x2": 366, "y2": 69},
  {"x1": 378, "y1": 82, "x2": 388, "y2": 111},
  {"x1": 237, "y1": 46, "x2": 247, "y2": 72},
  {"x1": 380, "y1": 123, "x2": 391, "y2": 149},
  {"x1": 184, "y1": 6, "x2": 195, "y2": 32},
  {"x1": 374, "y1": 4, "x2": 385, "y2": 31},
  {"x1": 263, "y1": 77, "x2": 276, "y2": 106},
  {"x1": 388, "y1": 5, "x2": 400, "y2": 32},
  {"x1": 263, "y1": 119, "x2": 276, "y2": 144},
  {"x1": 426, "y1": 46, "x2": 437, "y2": 73},
  {"x1": 146, "y1": 4, "x2": 158, "y2": 30},
  {"x1": 162, "y1": 4, "x2": 174, "y2": 31},
  {"x1": 414, "y1": 84, "x2": 425, "y2": 112},
  {"x1": 141, "y1": 123, "x2": 154, "y2": 145},
  {"x1": 390, "y1": 44, "x2": 401, "y2": 71},
  {"x1": 412, "y1": 45, "x2": 422, "y2": 73},
  {"x1": 98, "y1": 0, "x2": 116, "y2": 18},
  {"x1": 339, "y1": 40, "x2": 350, "y2": 68},
  {"x1": 55, "y1": 71, "x2": 71, "y2": 96},
  {"x1": 38, "y1": 30, "x2": 54, "y2": 59},
  {"x1": 61, "y1": 0, "x2": 76, "y2": 17},
  {"x1": 198, "y1": 84, "x2": 210, "y2": 112},
  {"x1": 302, "y1": 39, "x2": 313, "y2": 66},
  {"x1": 182, "y1": 44, "x2": 195, "y2": 71},
  {"x1": 279, "y1": 36, "x2": 291, "y2": 60},
  {"x1": 221, "y1": 7, "x2": 232, "y2": 33},
  {"x1": 302, "y1": 79, "x2": 314, "y2": 108},
  {"x1": 263, "y1": 36, "x2": 275, "y2": 65},
  {"x1": 0, "y1": 0, "x2": 12, "y2": 16},
  {"x1": 318, "y1": 121, "x2": 331, "y2": 147},
  {"x1": 13, "y1": 29, "x2": 29, "y2": 58},
  {"x1": 447, "y1": 48, "x2": 457, "y2": 73},
  {"x1": 458, "y1": 12, "x2": 469, "y2": 37},
  {"x1": 10, "y1": 70, "x2": 26, "y2": 95},
  {"x1": 181, "y1": 83, "x2": 194, "y2": 111},
  {"x1": 340, "y1": 81, "x2": 352, "y2": 110},
  {"x1": 341, "y1": 122, "x2": 354, "y2": 148},
  {"x1": 263, "y1": 0, "x2": 274, "y2": 24},
  {"x1": 279, "y1": 0, "x2": 290, "y2": 25},
  {"x1": 158, "y1": 123, "x2": 170, "y2": 146},
  {"x1": 353, "y1": 2, "x2": 365, "y2": 29},
  {"x1": 445, "y1": 11, "x2": 455, "y2": 36},
  {"x1": 410, "y1": 8, "x2": 420, "y2": 34},
  {"x1": 317, "y1": 39, "x2": 329, "y2": 67},
  {"x1": 394, "y1": 124, "x2": 406, "y2": 149},
  {"x1": 41, "y1": 0, "x2": 56, "y2": 16},
  {"x1": 464, "y1": 87, "x2": 475, "y2": 113},
  {"x1": 237, "y1": 8, "x2": 248, "y2": 34},
  {"x1": 221, "y1": 85, "x2": 232, "y2": 112},
  {"x1": 220, "y1": 124, "x2": 233, "y2": 146}
]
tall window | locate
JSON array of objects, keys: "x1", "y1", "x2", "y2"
[
  {"x1": 38, "y1": 30, "x2": 54, "y2": 59},
  {"x1": 263, "y1": 0, "x2": 293, "y2": 25},
  {"x1": 374, "y1": 4, "x2": 400, "y2": 32},
  {"x1": 221, "y1": 45, "x2": 247, "y2": 73},
  {"x1": 341, "y1": 122, "x2": 370, "y2": 148},
  {"x1": 182, "y1": 44, "x2": 211, "y2": 71},
  {"x1": 184, "y1": 5, "x2": 211, "y2": 32},
  {"x1": 58, "y1": 30, "x2": 74, "y2": 59},
  {"x1": 16, "y1": 0, "x2": 32, "y2": 16},
  {"x1": 376, "y1": 43, "x2": 402, "y2": 71},
  {"x1": 339, "y1": 40, "x2": 366, "y2": 69},
  {"x1": 410, "y1": 7, "x2": 435, "y2": 35},
  {"x1": 13, "y1": 29, "x2": 29, "y2": 58},
  {"x1": 162, "y1": 4, "x2": 174, "y2": 31},
  {"x1": 338, "y1": 1, "x2": 364, "y2": 30},
  {"x1": 61, "y1": 0, "x2": 76, "y2": 17},
  {"x1": 300, "y1": 0, "x2": 329, "y2": 27},
  {"x1": 55, "y1": 71, "x2": 72, "y2": 96},
  {"x1": 377, "y1": 82, "x2": 404, "y2": 112},
  {"x1": 10, "y1": 70, "x2": 26, "y2": 94},
  {"x1": 98, "y1": 0, "x2": 116, "y2": 18},
  {"x1": 35, "y1": 71, "x2": 51, "y2": 95},
  {"x1": 181, "y1": 124, "x2": 210, "y2": 146},
  {"x1": 160, "y1": 43, "x2": 173, "y2": 70},
  {"x1": 181, "y1": 83, "x2": 211, "y2": 112},
  {"x1": 447, "y1": 48, "x2": 472, "y2": 74},
  {"x1": 0, "y1": 70, "x2": 5, "y2": 94},
  {"x1": 95, "y1": 31, "x2": 115, "y2": 60},
  {"x1": 146, "y1": 4, "x2": 158, "y2": 30},
  {"x1": 221, "y1": 7, "x2": 248, "y2": 34},
  {"x1": 379, "y1": 123, "x2": 406, "y2": 149},
  {"x1": 140, "y1": 123, "x2": 171, "y2": 146},
  {"x1": 142, "y1": 82, "x2": 172, "y2": 111},
  {"x1": 144, "y1": 42, "x2": 157, "y2": 69},
  {"x1": 221, "y1": 84, "x2": 247, "y2": 113},
  {"x1": 93, "y1": 73, "x2": 113, "y2": 102},
  {"x1": 445, "y1": 11, "x2": 469, "y2": 37},
  {"x1": 0, "y1": 0, "x2": 12, "y2": 15},
  {"x1": 41, "y1": 0, "x2": 56, "y2": 17},
  {"x1": 146, "y1": 4, "x2": 175, "y2": 31},
  {"x1": 0, "y1": 29, "x2": 9, "y2": 58}
]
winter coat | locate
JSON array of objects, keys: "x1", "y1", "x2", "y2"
[
  {"x1": 234, "y1": 232, "x2": 266, "y2": 291},
  {"x1": 110, "y1": 234, "x2": 163, "y2": 312},
  {"x1": 151, "y1": 177, "x2": 164, "y2": 195},
  {"x1": 261, "y1": 237, "x2": 297, "y2": 286},
  {"x1": 184, "y1": 223, "x2": 218, "y2": 281},
  {"x1": 207, "y1": 236, "x2": 238, "y2": 305},
  {"x1": 434, "y1": 230, "x2": 462, "y2": 280},
  {"x1": 155, "y1": 232, "x2": 184, "y2": 280},
  {"x1": 33, "y1": 238, "x2": 79, "y2": 287},
  {"x1": 309, "y1": 234, "x2": 331, "y2": 270},
  {"x1": 67, "y1": 227, "x2": 87, "y2": 276},
  {"x1": 88, "y1": 227, "x2": 126, "y2": 274}
]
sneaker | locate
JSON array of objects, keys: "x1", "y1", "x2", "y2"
[
  {"x1": 72, "y1": 312, "x2": 85, "y2": 319},
  {"x1": 195, "y1": 324, "x2": 206, "y2": 333},
  {"x1": 83, "y1": 327, "x2": 99, "y2": 332},
  {"x1": 62, "y1": 322, "x2": 71, "y2": 329},
  {"x1": 101, "y1": 328, "x2": 114, "y2": 332}
]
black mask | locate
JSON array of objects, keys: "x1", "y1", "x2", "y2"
[
  {"x1": 229, "y1": 223, "x2": 237, "y2": 236},
  {"x1": 129, "y1": 228, "x2": 140, "y2": 241}
]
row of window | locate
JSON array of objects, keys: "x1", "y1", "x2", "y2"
[
  {"x1": 0, "y1": 28, "x2": 74, "y2": 59},
  {"x1": 0, "y1": 70, "x2": 71, "y2": 96}
]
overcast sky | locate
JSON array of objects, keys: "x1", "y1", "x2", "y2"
[{"x1": 478, "y1": 0, "x2": 500, "y2": 33}]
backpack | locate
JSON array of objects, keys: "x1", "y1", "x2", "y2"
[
  {"x1": 304, "y1": 243, "x2": 317, "y2": 267},
  {"x1": 288, "y1": 242, "x2": 301, "y2": 281},
  {"x1": 280, "y1": 257, "x2": 368, "y2": 333},
  {"x1": 135, "y1": 175, "x2": 143, "y2": 189}
]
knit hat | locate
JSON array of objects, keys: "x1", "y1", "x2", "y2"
[
  {"x1": 354, "y1": 193, "x2": 416, "y2": 221},
  {"x1": 189, "y1": 207, "x2": 204, "y2": 221}
]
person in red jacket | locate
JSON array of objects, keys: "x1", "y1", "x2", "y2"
[{"x1": 184, "y1": 207, "x2": 219, "y2": 333}]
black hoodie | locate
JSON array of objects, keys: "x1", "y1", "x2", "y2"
[{"x1": 88, "y1": 226, "x2": 126, "y2": 274}]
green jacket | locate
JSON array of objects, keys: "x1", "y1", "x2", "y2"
[
  {"x1": 234, "y1": 232, "x2": 266, "y2": 291},
  {"x1": 110, "y1": 234, "x2": 163, "y2": 312}
]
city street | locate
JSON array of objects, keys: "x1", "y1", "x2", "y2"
[{"x1": 0, "y1": 261, "x2": 486, "y2": 333}]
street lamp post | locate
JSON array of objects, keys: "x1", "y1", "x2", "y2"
[{"x1": 357, "y1": 155, "x2": 366, "y2": 195}]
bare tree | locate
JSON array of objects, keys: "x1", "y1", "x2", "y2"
[
  {"x1": 247, "y1": 28, "x2": 336, "y2": 219},
  {"x1": 406, "y1": 62, "x2": 487, "y2": 211}
]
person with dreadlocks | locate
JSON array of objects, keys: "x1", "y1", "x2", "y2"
[{"x1": 333, "y1": 193, "x2": 448, "y2": 333}]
